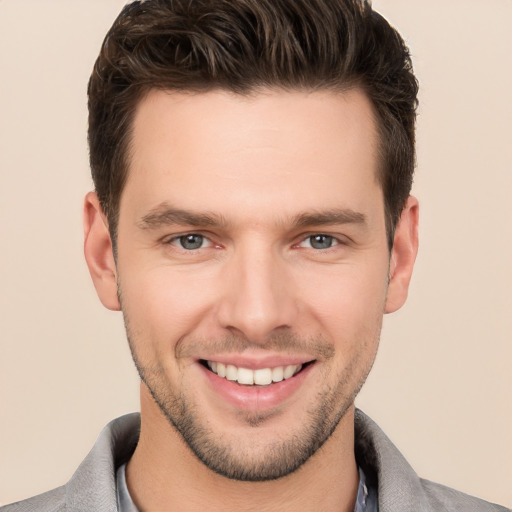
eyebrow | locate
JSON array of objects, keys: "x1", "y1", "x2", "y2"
[
  {"x1": 137, "y1": 203, "x2": 366, "y2": 231},
  {"x1": 138, "y1": 204, "x2": 228, "y2": 230},
  {"x1": 291, "y1": 209, "x2": 367, "y2": 229}
]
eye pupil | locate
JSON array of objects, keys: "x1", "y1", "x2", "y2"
[
  {"x1": 179, "y1": 234, "x2": 203, "y2": 250},
  {"x1": 310, "y1": 234, "x2": 333, "y2": 249}
]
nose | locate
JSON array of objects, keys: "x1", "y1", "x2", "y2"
[{"x1": 216, "y1": 242, "x2": 299, "y2": 344}]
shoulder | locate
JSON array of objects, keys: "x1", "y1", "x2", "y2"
[
  {"x1": 420, "y1": 479, "x2": 510, "y2": 512},
  {"x1": 1, "y1": 413, "x2": 140, "y2": 512},
  {"x1": 354, "y1": 409, "x2": 510, "y2": 512},
  {"x1": 0, "y1": 486, "x2": 66, "y2": 512}
]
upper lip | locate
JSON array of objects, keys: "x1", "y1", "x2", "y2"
[{"x1": 198, "y1": 354, "x2": 315, "y2": 370}]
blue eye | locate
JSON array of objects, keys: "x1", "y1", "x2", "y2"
[
  {"x1": 304, "y1": 234, "x2": 338, "y2": 250},
  {"x1": 176, "y1": 234, "x2": 206, "y2": 250}
]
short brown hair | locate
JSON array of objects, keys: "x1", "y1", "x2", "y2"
[{"x1": 88, "y1": 0, "x2": 418, "y2": 249}]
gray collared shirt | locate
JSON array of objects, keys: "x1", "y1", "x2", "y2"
[
  {"x1": 5, "y1": 410, "x2": 507, "y2": 511},
  {"x1": 116, "y1": 463, "x2": 378, "y2": 512}
]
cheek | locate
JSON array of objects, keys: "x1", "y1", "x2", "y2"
[
  {"x1": 118, "y1": 265, "x2": 218, "y2": 351},
  {"x1": 297, "y1": 263, "x2": 388, "y2": 341}
]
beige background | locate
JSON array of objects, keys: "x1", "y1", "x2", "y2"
[{"x1": 1, "y1": 0, "x2": 511, "y2": 507}]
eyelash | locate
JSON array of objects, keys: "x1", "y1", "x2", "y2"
[
  {"x1": 163, "y1": 232, "x2": 345, "y2": 252},
  {"x1": 165, "y1": 233, "x2": 213, "y2": 251},
  {"x1": 296, "y1": 234, "x2": 340, "y2": 250}
]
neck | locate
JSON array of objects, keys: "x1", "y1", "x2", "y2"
[{"x1": 126, "y1": 385, "x2": 359, "y2": 512}]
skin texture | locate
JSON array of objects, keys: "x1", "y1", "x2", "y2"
[{"x1": 84, "y1": 88, "x2": 419, "y2": 511}]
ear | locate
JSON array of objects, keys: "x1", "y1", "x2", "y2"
[
  {"x1": 83, "y1": 192, "x2": 121, "y2": 311},
  {"x1": 385, "y1": 196, "x2": 419, "y2": 314}
]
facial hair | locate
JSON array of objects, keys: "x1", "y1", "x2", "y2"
[{"x1": 123, "y1": 316, "x2": 379, "y2": 482}]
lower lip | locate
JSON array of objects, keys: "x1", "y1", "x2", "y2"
[{"x1": 200, "y1": 362, "x2": 315, "y2": 411}]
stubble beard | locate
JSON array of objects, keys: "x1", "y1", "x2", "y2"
[
  {"x1": 123, "y1": 322, "x2": 379, "y2": 483},
  {"x1": 139, "y1": 369, "x2": 353, "y2": 481}
]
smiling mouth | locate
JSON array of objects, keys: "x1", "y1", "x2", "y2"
[{"x1": 200, "y1": 360, "x2": 314, "y2": 386}]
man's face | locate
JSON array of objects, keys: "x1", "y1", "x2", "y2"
[{"x1": 114, "y1": 88, "x2": 393, "y2": 480}]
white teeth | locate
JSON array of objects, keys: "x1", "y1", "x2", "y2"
[
  {"x1": 206, "y1": 361, "x2": 303, "y2": 386},
  {"x1": 217, "y1": 362, "x2": 226, "y2": 378},
  {"x1": 254, "y1": 368, "x2": 272, "y2": 386},
  {"x1": 271, "y1": 366, "x2": 284, "y2": 383},
  {"x1": 237, "y1": 367, "x2": 254, "y2": 385},
  {"x1": 226, "y1": 364, "x2": 237, "y2": 381},
  {"x1": 283, "y1": 365, "x2": 297, "y2": 379}
]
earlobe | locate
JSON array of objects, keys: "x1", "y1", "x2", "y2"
[
  {"x1": 385, "y1": 196, "x2": 419, "y2": 314},
  {"x1": 83, "y1": 192, "x2": 121, "y2": 311}
]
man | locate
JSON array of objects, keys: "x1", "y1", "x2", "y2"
[{"x1": 2, "y1": 0, "x2": 508, "y2": 511}]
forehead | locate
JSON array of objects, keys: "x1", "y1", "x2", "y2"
[
  {"x1": 130, "y1": 87, "x2": 378, "y2": 164},
  {"x1": 123, "y1": 88, "x2": 381, "y2": 225}
]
